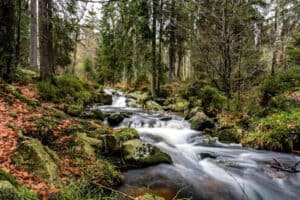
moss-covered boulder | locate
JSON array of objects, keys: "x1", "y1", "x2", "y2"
[
  {"x1": 0, "y1": 181, "x2": 20, "y2": 200},
  {"x1": 166, "y1": 98, "x2": 189, "y2": 113},
  {"x1": 145, "y1": 100, "x2": 163, "y2": 111},
  {"x1": 65, "y1": 102, "x2": 84, "y2": 117},
  {"x1": 217, "y1": 127, "x2": 242, "y2": 143},
  {"x1": 99, "y1": 134, "x2": 119, "y2": 154},
  {"x1": 92, "y1": 92, "x2": 113, "y2": 105},
  {"x1": 189, "y1": 112, "x2": 214, "y2": 131},
  {"x1": 115, "y1": 128, "x2": 139, "y2": 142},
  {"x1": 80, "y1": 109, "x2": 105, "y2": 121},
  {"x1": 11, "y1": 139, "x2": 61, "y2": 185},
  {"x1": 141, "y1": 193, "x2": 165, "y2": 200},
  {"x1": 122, "y1": 139, "x2": 172, "y2": 167},
  {"x1": 74, "y1": 132, "x2": 103, "y2": 156},
  {"x1": 107, "y1": 114, "x2": 125, "y2": 126},
  {"x1": 0, "y1": 169, "x2": 18, "y2": 187}
]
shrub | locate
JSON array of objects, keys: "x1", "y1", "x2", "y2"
[
  {"x1": 261, "y1": 70, "x2": 300, "y2": 106},
  {"x1": 38, "y1": 81, "x2": 58, "y2": 102},
  {"x1": 242, "y1": 111, "x2": 300, "y2": 152},
  {"x1": 201, "y1": 85, "x2": 226, "y2": 116}
]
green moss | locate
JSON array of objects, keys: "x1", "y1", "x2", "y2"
[
  {"x1": 38, "y1": 81, "x2": 59, "y2": 102},
  {"x1": 0, "y1": 181, "x2": 20, "y2": 200},
  {"x1": 201, "y1": 85, "x2": 226, "y2": 116},
  {"x1": 66, "y1": 103, "x2": 84, "y2": 117},
  {"x1": 141, "y1": 193, "x2": 165, "y2": 200},
  {"x1": 242, "y1": 111, "x2": 300, "y2": 152},
  {"x1": 0, "y1": 169, "x2": 19, "y2": 187},
  {"x1": 17, "y1": 187, "x2": 39, "y2": 200},
  {"x1": 114, "y1": 128, "x2": 139, "y2": 142},
  {"x1": 7, "y1": 85, "x2": 40, "y2": 107}
]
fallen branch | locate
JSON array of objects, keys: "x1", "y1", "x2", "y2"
[{"x1": 271, "y1": 158, "x2": 300, "y2": 173}]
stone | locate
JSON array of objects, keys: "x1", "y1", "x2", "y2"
[
  {"x1": 0, "y1": 181, "x2": 20, "y2": 200},
  {"x1": 100, "y1": 134, "x2": 119, "y2": 154},
  {"x1": 11, "y1": 139, "x2": 61, "y2": 185},
  {"x1": 80, "y1": 109, "x2": 105, "y2": 121},
  {"x1": 107, "y1": 114, "x2": 125, "y2": 126},
  {"x1": 74, "y1": 133, "x2": 103, "y2": 156},
  {"x1": 92, "y1": 92, "x2": 113, "y2": 105},
  {"x1": 122, "y1": 139, "x2": 172, "y2": 167},
  {"x1": 114, "y1": 128, "x2": 139, "y2": 142},
  {"x1": 166, "y1": 98, "x2": 189, "y2": 113},
  {"x1": 189, "y1": 111, "x2": 214, "y2": 131},
  {"x1": 141, "y1": 193, "x2": 165, "y2": 200},
  {"x1": 218, "y1": 127, "x2": 242, "y2": 143}
]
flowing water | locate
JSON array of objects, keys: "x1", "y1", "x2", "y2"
[{"x1": 97, "y1": 89, "x2": 300, "y2": 200}]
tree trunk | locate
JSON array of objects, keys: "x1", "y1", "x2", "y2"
[
  {"x1": 271, "y1": 0, "x2": 281, "y2": 77},
  {"x1": 39, "y1": 0, "x2": 54, "y2": 80},
  {"x1": 169, "y1": 0, "x2": 176, "y2": 79},
  {"x1": 151, "y1": 0, "x2": 158, "y2": 98},
  {"x1": 30, "y1": 0, "x2": 38, "y2": 68},
  {"x1": 157, "y1": 0, "x2": 163, "y2": 92},
  {"x1": 0, "y1": 0, "x2": 16, "y2": 83},
  {"x1": 16, "y1": 0, "x2": 22, "y2": 66}
]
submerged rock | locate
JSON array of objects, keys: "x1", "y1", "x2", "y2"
[
  {"x1": 11, "y1": 139, "x2": 61, "y2": 185},
  {"x1": 189, "y1": 111, "x2": 214, "y2": 131},
  {"x1": 122, "y1": 139, "x2": 172, "y2": 167},
  {"x1": 0, "y1": 181, "x2": 20, "y2": 200},
  {"x1": 141, "y1": 193, "x2": 165, "y2": 200}
]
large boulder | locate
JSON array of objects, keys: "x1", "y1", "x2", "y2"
[
  {"x1": 217, "y1": 127, "x2": 242, "y2": 143},
  {"x1": 0, "y1": 181, "x2": 20, "y2": 200},
  {"x1": 122, "y1": 139, "x2": 172, "y2": 167},
  {"x1": 11, "y1": 139, "x2": 61, "y2": 185},
  {"x1": 189, "y1": 111, "x2": 214, "y2": 131},
  {"x1": 107, "y1": 114, "x2": 125, "y2": 126},
  {"x1": 92, "y1": 92, "x2": 113, "y2": 105}
]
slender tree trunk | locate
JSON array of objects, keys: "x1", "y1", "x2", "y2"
[
  {"x1": 157, "y1": 0, "x2": 163, "y2": 92},
  {"x1": 151, "y1": 0, "x2": 158, "y2": 98},
  {"x1": 271, "y1": 0, "x2": 280, "y2": 77},
  {"x1": 16, "y1": 0, "x2": 22, "y2": 66},
  {"x1": 0, "y1": 0, "x2": 16, "y2": 83},
  {"x1": 30, "y1": 0, "x2": 38, "y2": 68},
  {"x1": 39, "y1": 0, "x2": 54, "y2": 80},
  {"x1": 72, "y1": 31, "x2": 79, "y2": 74},
  {"x1": 169, "y1": 0, "x2": 176, "y2": 79}
]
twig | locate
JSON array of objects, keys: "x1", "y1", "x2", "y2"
[
  {"x1": 92, "y1": 181, "x2": 136, "y2": 200},
  {"x1": 172, "y1": 186, "x2": 188, "y2": 200}
]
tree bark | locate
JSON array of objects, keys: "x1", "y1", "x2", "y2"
[
  {"x1": 169, "y1": 0, "x2": 176, "y2": 79},
  {"x1": 39, "y1": 0, "x2": 54, "y2": 80},
  {"x1": 30, "y1": 0, "x2": 38, "y2": 68},
  {"x1": 0, "y1": 0, "x2": 16, "y2": 83},
  {"x1": 151, "y1": 0, "x2": 158, "y2": 98}
]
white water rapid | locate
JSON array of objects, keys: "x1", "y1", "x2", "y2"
[{"x1": 98, "y1": 89, "x2": 300, "y2": 200}]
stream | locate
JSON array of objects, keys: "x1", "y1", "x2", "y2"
[{"x1": 97, "y1": 89, "x2": 300, "y2": 200}]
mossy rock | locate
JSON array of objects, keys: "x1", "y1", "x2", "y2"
[
  {"x1": 11, "y1": 139, "x2": 61, "y2": 185},
  {"x1": 74, "y1": 132, "x2": 103, "y2": 156},
  {"x1": 81, "y1": 109, "x2": 105, "y2": 121},
  {"x1": 92, "y1": 92, "x2": 113, "y2": 105},
  {"x1": 65, "y1": 103, "x2": 84, "y2": 117},
  {"x1": 141, "y1": 193, "x2": 165, "y2": 200},
  {"x1": 217, "y1": 127, "x2": 242, "y2": 143},
  {"x1": 0, "y1": 169, "x2": 19, "y2": 187},
  {"x1": 0, "y1": 181, "x2": 20, "y2": 200},
  {"x1": 122, "y1": 139, "x2": 172, "y2": 167},
  {"x1": 189, "y1": 112, "x2": 214, "y2": 131},
  {"x1": 145, "y1": 100, "x2": 163, "y2": 111},
  {"x1": 107, "y1": 114, "x2": 125, "y2": 126},
  {"x1": 115, "y1": 128, "x2": 139, "y2": 142},
  {"x1": 166, "y1": 98, "x2": 189, "y2": 113},
  {"x1": 99, "y1": 134, "x2": 120, "y2": 154}
]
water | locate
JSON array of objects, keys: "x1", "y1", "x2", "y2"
[{"x1": 98, "y1": 89, "x2": 300, "y2": 200}]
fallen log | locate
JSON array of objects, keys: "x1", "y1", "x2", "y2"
[{"x1": 271, "y1": 158, "x2": 300, "y2": 173}]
